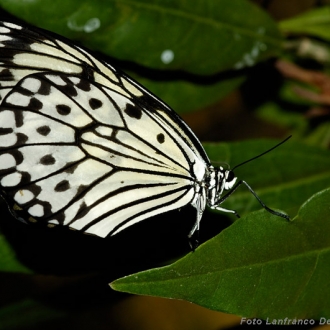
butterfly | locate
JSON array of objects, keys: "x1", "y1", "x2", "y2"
[{"x1": 0, "y1": 20, "x2": 289, "y2": 240}]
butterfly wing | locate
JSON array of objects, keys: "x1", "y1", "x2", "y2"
[{"x1": 0, "y1": 21, "x2": 210, "y2": 237}]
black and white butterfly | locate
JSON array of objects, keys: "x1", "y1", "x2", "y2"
[{"x1": 0, "y1": 21, "x2": 288, "y2": 240}]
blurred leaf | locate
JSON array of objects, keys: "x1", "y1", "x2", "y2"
[
  {"x1": 255, "y1": 102, "x2": 309, "y2": 139},
  {"x1": 0, "y1": 0, "x2": 282, "y2": 74},
  {"x1": 111, "y1": 187, "x2": 330, "y2": 319},
  {"x1": 279, "y1": 80, "x2": 318, "y2": 107},
  {"x1": 304, "y1": 122, "x2": 330, "y2": 148},
  {"x1": 279, "y1": 6, "x2": 330, "y2": 42},
  {"x1": 135, "y1": 75, "x2": 245, "y2": 113},
  {"x1": 204, "y1": 140, "x2": 330, "y2": 218},
  {"x1": 0, "y1": 0, "x2": 280, "y2": 112},
  {"x1": 0, "y1": 233, "x2": 32, "y2": 274},
  {"x1": 255, "y1": 102, "x2": 308, "y2": 137},
  {"x1": 0, "y1": 299, "x2": 66, "y2": 330}
]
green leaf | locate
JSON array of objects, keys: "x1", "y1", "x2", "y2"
[
  {"x1": 0, "y1": 0, "x2": 282, "y2": 74},
  {"x1": 135, "y1": 75, "x2": 245, "y2": 113},
  {"x1": 304, "y1": 122, "x2": 330, "y2": 148},
  {"x1": 255, "y1": 102, "x2": 308, "y2": 137},
  {"x1": 0, "y1": 299, "x2": 66, "y2": 330},
  {"x1": 279, "y1": 6, "x2": 330, "y2": 42},
  {"x1": 0, "y1": 0, "x2": 281, "y2": 113},
  {"x1": 203, "y1": 139, "x2": 330, "y2": 218},
  {"x1": 0, "y1": 233, "x2": 32, "y2": 274},
  {"x1": 111, "y1": 187, "x2": 330, "y2": 319}
]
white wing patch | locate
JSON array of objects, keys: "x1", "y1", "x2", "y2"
[{"x1": 3, "y1": 22, "x2": 22, "y2": 30}]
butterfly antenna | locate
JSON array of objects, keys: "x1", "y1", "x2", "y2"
[{"x1": 232, "y1": 136, "x2": 291, "y2": 171}]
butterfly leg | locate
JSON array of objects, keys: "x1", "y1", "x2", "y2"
[
  {"x1": 188, "y1": 190, "x2": 206, "y2": 251},
  {"x1": 189, "y1": 185, "x2": 207, "y2": 237},
  {"x1": 188, "y1": 225, "x2": 200, "y2": 251},
  {"x1": 188, "y1": 217, "x2": 200, "y2": 238},
  {"x1": 212, "y1": 205, "x2": 240, "y2": 218}
]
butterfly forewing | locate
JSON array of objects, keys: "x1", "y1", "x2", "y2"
[{"x1": 0, "y1": 21, "x2": 210, "y2": 237}]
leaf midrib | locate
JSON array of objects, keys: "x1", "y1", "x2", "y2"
[
  {"x1": 123, "y1": 246, "x2": 329, "y2": 284},
  {"x1": 111, "y1": 0, "x2": 281, "y2": 45}
]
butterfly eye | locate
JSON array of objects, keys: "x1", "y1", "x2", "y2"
[
  {"x1": 223, "y1": 170, "x2": 237, "y2": 191},
  {"x1": 227, "y1": 170, "x2": 235, "y2": 183}
]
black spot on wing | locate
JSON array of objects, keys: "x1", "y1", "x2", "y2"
[
  {"x1": 38, "y1": 80, "x2": 51, "y2": 95},
  {"x1": 89, "y1": 98, "x2": 102, "y2": 110},
  {"x1": 64, "y1": 84, "x2": 78, "y2": 97},
  {"x1": 54, "y1": 180, "x2": 70, "y2": 192},
  {"x1": 125, "y1": 104, "x2": 142, "y2": 119},
  {"x1": 39, "y1": 154, "x2": 56, "y2": 165},
  {"x1": 14, "y1": 110, "x2": 24, "y2": 127},
  {"x1": 76, "y1": 79, "x2": 91, "y2": 91},
  {"x1": 76, "y1": 184, "x2": 87, "y2": 196},
  {"x1": 0, "y1": 68, "x2": 14, "y2": 82},
  {"x1": 29, "y1": 97, "x2": 43, "y2": 110},
  {"x1": 36, "y1": 125, "x2": 51, "y2": 136},
  {"x1": 74, "y1": 201, "x2": 89, "y2": 220},
  {"x1": 56, "y1": 104, "x2": 71, "y2": 115},
  {"x1": 64, "y1": 163, "x2": 79, "y2": 174},
  {"x1": 157, "y1": 133, "x2": 165, "y2": 144},
  {"x1": 16, "y1": 133, "x2": 28, "y2": 146}
]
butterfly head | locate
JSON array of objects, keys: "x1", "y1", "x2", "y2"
[{"x1": 206, "y1": 166, "x2": 237, "y2": 205}]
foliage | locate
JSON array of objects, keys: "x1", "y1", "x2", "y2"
[
  {"x1": 0, "y1": 0, "x2": 329, "y2": 327},
  {"x1": 0, "y1": 0, "x2": 281, "y2": 112},
  {"x1": 112, "y1": 188, "x2": 330, "y2": 319}
]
